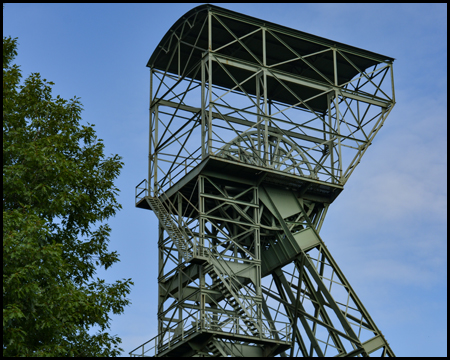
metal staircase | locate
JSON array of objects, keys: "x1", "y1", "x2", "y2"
[
  {"x1": 206, "y1": 343, "x2": 221, "y2": 357},
  {"x1": 206, "y1": 339, "x2": 225, "y2": 357},
  {"x1": 145, "y1": 196, "x2": 193, "y2": 263},
  {"x1": 147, "y1": 195, "x2": 263, "y2": 346},
  {"x1": 205, "y1": 259, "x2": 260, "y2": 338}
]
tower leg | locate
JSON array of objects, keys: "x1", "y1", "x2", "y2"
[{"x1": 259, "y1": 185, "x2": 395, "y2": 357}]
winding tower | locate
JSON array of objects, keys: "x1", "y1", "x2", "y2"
[{"x1": 131, "y1": 4, "x2": 395, "y2": 357}]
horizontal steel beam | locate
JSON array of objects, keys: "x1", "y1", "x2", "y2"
[
  {"x1": 201, "y1": 193, "x2": 259, "y2": 208},
  {"x1": 155, "y1": 98, "x2": 326, "y2": 144}
]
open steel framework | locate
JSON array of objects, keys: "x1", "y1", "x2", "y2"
[{"x1": 131, "y1": 4, "x2": 396, "y2": 357}]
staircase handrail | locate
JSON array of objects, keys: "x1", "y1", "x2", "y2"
[
  {"x1": 155, "y1": 183, "x2": 198, "y2": 248},
  {"x1": 208, "y1": 250, "x2": 292, "y2": 341},
  {"x1": 146, "y1": 183, "x2": 198, "y2": 262},
  {"x1": 207, "y1": 251, "x2": 266, "y2": 336}
]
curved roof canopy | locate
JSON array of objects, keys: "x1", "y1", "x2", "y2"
[{"x1": 148, "y1": 4, "x2": 394, "y2": 112}]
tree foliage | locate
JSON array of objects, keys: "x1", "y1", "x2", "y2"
[{"x1": 3, "y1": 35, "x2": 133, "y2": 356}]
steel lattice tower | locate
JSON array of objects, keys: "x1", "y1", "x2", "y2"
[{"x1": 131, "y1": 5, "x2": 396, "y2": 357}]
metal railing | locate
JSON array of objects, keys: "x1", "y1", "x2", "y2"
[
  {"x1": 129, "y1": 312, "x2": 201, "y2": 357},
  {"x1": 135, "y1": 179, "x2": 148, "y2": 205},
  {"x1": 129, "y1": 309, "x2": 291, "y2": 357},
  {"x1": 203, "y1": 311, "x2": 291, "y2": 343}
]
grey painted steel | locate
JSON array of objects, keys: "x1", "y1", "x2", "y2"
[{"x1": 131, "y1": 4, "x2": 395, "y2": 357}]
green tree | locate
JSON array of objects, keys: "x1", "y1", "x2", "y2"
[{"x1": 3, "y1": 36, "x2": 133, "y2": 356}]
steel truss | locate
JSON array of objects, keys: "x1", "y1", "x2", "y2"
[{"x1": 131, "y1": 4, "x2": 395, "y2": 357}]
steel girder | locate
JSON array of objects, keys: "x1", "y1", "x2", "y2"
[{"x1": 131, "y1": 4, "x2": 395, "y2": 357}]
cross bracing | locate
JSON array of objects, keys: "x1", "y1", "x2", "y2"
[{"x1": 131, "y1": 4, "x2": 395, "y2": 357}]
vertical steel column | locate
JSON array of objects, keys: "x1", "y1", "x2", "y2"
[
  {"x1": 390, "y1": 63, "x2": 396, "y2": 104},
  {"x1": 327, "y1": 92, "x2": 335, "y2": 183},
  {"x1": 198, "y1": 176, "x2": 205, "y2": 249},
  {"x1": 333, "y1": 48, "x2": 343, "y2": 182},
  {"x1": 153, "y1": 104, "x2": 158, "y2": 195},
  {"x1": 157, "y1": 222, "x2": 165, "y2": 349},
  {"x1": 148, "y1": 68, "x2": 153, "y2": 194},
  {"x1": 256, "y1": 72, "x2": 261, "y2": 160},
  {"x1": 254, "y1": 185, "x2": 263, "y2": 334},
  {"x1": 207, "y1": 12, "x2": 213, "y2": 155},
  {"x1": 198, "y1": 175, "x2": 206, "y2": 332},
  {"x1": 201, "y1": 56, "x2": 206, "y2": 160},
  {"x1": 263, "y1": 69, "x2": 269, "y2": 165},
  {"x1": 262, "y1": 28, "x2": 269, "y2": 166},
  {"x1": 177, "y1": 194, "x2": 183, "y2": 325}
]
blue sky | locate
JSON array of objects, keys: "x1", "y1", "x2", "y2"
[{"x1": 3, "y1": 3, "x2": 447, "y2": 357}]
